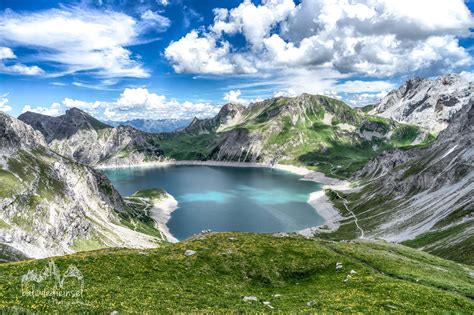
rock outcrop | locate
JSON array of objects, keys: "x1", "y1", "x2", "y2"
[
  {"x1": 371, "y1": 74, "x2": 473, "y2": 133},
  {"x1": 19, "y1": 108, "x2": 163, "y2": 166}
]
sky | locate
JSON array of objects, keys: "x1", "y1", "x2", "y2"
[{"x1": 0, "y1": 0, "x2": 473, "y2": 121}]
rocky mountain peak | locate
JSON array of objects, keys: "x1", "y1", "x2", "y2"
[
  {"x1": 371, "y1": 74, "x2": 472, "y2": 133},
  {"x1": 0, "y1": 112, "x2": 46, "y2": 151}
]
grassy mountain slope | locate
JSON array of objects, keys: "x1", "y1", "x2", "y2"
[
  {"x1": 322, "y1": 101, "x2": 473, "y2": 264},
  {"x1": 159, "y1": 94, "x2": 430, "y2": 178},
  {"x1": 0, "y1": 233, "x2": 472, "y2": 313}
]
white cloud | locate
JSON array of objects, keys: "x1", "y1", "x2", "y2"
[
  {"x1": 165, "y1": 31, "x2": 256, "y2": 75},
  {"x1": 345, "y1": 91, "x2": 388, "y2": 107},
  {"x1": 460, "y1": 71, "x2": 474, "y2": 82},
  {"x1": 0, "y1": 47, "x2": 16, "y2": 59},
  {"x1": 22, "y1": 102, "x2": 62, "y2": 116},
  {"x1": 0, "y1": 7, "x2": 153, "y2": 78},
  {"x1": 223, "y1": 90, "x2": 247, "y2": 105},
  {"x1": 211, "y1": 0, "x2": 295, "y2": 49},
  {"x1": 63, "y1": 98, "x2": 105, "y2": 109},
  {"x1": 0, "y1": 94, "x2": 12, "y2": 112},
  {"x1": 0, "y1": 47, "x2": 44, "y2": 75},
  {"x1": 165, "y1": 0, "x2": 473, "y2": 78},
  {"x1": 60, "y1": 88, "x2": 220, "y2": 121},
  {"x1": 140, "y1": 10, "x2": 171, "y2": 30},
  {"x1": 335, "y1": 80, "x2": 396, "y2": 94},
  {"x1": 273, "y1": 89, "x2": 297, "y2": 98}
]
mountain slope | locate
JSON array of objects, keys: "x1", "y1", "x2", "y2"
[
  {"x1": 160, "y1": 94, "x2": 429, "y2": 178},
  {"x1": 324, "y1": 100, "x2": 473, "y2": 264},
  {"x1": 371, "y1": 74, "x2": 472, "y2": 133},
  {"x1": 0, "y1": 233, "x2": 472, "y2": 312},
  {"x1": 18, "y1": 108, "x2": 163, "y2": 166},
  {"x1": 0, "y1": 112, "x2": 164, "y2": 258}
]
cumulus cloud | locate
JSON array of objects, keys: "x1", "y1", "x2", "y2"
[
  {"x1": 22, "y1": 102, "x2": 62, "y2": 116},
  {"x1": 0, "y1": 94, "x2": 12, "y2": 112},
  {"x1": 344, "y1": 91, "x2": 389, "y2": 107},
  {"x1": 165, "y1": 0, "x2": 474, "y2": 78},
  {"x1": 63, "y1": 98, "x2": 105, "y2": 109},
  {"x1": 460, "y1": 71, "x2": 474, "y2": 82},
  {"x1": 0, "y1": 7, "x2": 159, "y2": 78},
  {"x1": 273, "y1": 89, "x2": 297, "y2": 98},
  {"x1": 165, "y1": 31, "x2": 256, "y2": 75},
  {"x1": 223, "y1": 90, "x2": 247, "y2": 105},
  {"x1": 0, "y1": 47, "x2": 44, "y2": 75},
  {"x1": 57, "y1": 88, "x2": 220, "y2": 121}
]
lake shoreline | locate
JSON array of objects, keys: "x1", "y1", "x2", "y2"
[
  {"x1": 97, "y1": 159, "x2": 349, "y2": 236},
  {"x1": 150, "y1": 192, "x2": 179, "y2": 243}
]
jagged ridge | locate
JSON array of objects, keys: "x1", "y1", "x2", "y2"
[{"x1": 19, "y1": 108, "x2": 164, "y2": 166}]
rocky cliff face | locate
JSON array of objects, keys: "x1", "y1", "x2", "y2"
[
  {"x1": 184, "y1": 103, "x2": 246, "y2": 134},
  {"x1": 336, "y1": 101, "x2": 473, "y2": 263},
  {"x1": 371, "y1": 74, "x2": 473, "y2": 133},
  {"x1": 19, "y1": 108, "x2": 163, "y2": 167},
  {"x1": 0, "y1": 112, "x2": 162, "y2": 258}
]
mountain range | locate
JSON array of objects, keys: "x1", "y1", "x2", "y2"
[
  {"x1": 0, "y1": 74, "x2": 471, "y2": 265},
  {"x1": 18, "y1": 108, "x2": 163, "y2": 167},
  {"x1": 105, "y1": 118, "x2": 191, "y2": 133}
]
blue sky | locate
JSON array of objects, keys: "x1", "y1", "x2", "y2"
[{"x1": 0, "y1": 0, "x2": 473, "y2": 120}]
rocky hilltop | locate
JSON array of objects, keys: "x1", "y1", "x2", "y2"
[
  {"x1": 371, "y1": 74, "x2": 472, "y2": 133},
  {"x1": 19, "y1": 108, "x2": 163, "y2": 167},
  {"x1": 328, "y1": 100, "x2": 473, "y2": 264},
  {"x1": 160, "y1": 94, "x2": 429, "y2": 177},
  {"x1": 0, "y1": 112, "x2": 164, "y2": 258}
]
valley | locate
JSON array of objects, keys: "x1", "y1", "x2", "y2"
[{"x1": 0, "y1": 74, "x2": 472, "y2": 312}]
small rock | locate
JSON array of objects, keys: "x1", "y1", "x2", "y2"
[
  {"x1": 184, "y1": 249, "x2": 196, "y2": 257},
  {"x1": 350, "y1": 269, "x2": 357, "y2": 275},
  {"x1": 243, "y1": 296, "x2": 258, "y2": 302},
  {"x1": 307, "y1": 300, "x2": 317, "y2": 307},
  {"x1": 273, "y1": 294, "x2": 281, "y2": 298}
]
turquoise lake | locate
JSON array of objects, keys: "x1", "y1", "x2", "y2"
[{"x1": 103, "y1": 165, "x2": 324, "y2": 240}]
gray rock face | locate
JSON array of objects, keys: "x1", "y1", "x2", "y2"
[
  {"x1": 353, "y1": 100, "x2": 473, "y2": 252},
  {"x1": 184, "y1": 103, "x2": 246, "y2": 134},
  {"x1": 371, "y1": 74, "x2": 473, "y2": 133},
  {"x1": 19, "y1": 108, "x2": 163, "y2": 166},
  {"x1": 0, "y1": 112, "x2": 46, "y2": 150},
  {"x1": 0, "y1": 113, "x2": 160, "y2": 259}
]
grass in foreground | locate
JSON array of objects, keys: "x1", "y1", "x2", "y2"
[{"x1": 0, "y1": 233, "x2": 472, "y2": 313}]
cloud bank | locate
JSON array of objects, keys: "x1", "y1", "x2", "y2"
[
  {"x1": 165, "y1": 0, "x2": 473, "y2": 77},
  {"x1": 22, "y1": 88, "x2": 220, "y2": 121},
  {"x1": 0, "y1": 6, "x2": 171, "y2": 78}
]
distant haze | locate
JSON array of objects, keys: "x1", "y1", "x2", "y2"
[{"x1": 104, "y1": 118, "x2": 191, "y2": 133}]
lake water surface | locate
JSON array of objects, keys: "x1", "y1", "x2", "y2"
[{"x1": 103, "y1": 165, "x2": 324, "y2": 240}]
